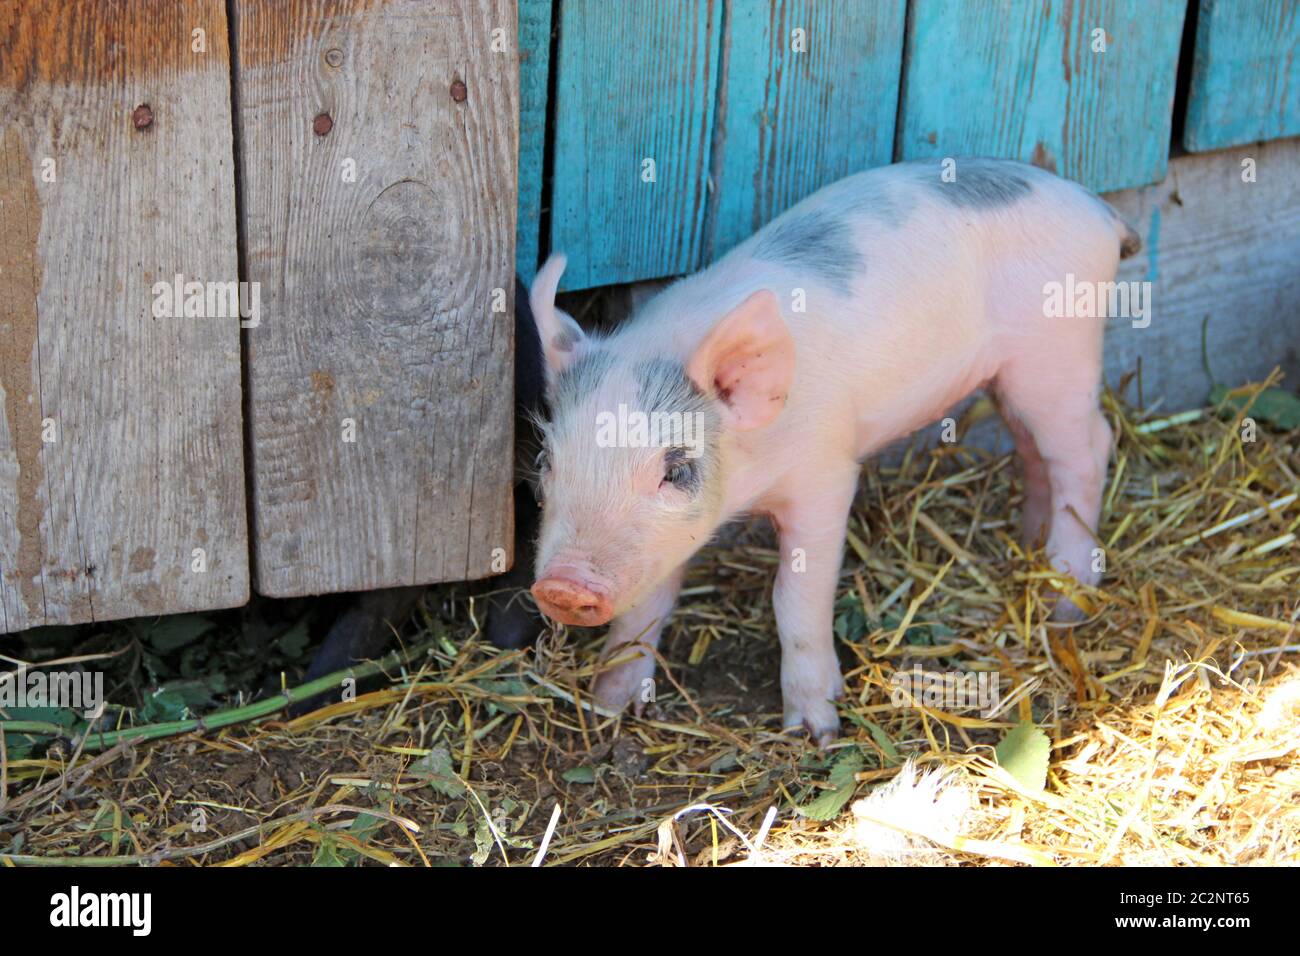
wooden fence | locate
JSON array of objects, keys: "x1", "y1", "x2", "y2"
[
  {"x1": 2, "y1": 0, "x2": 1299, "y2": 632},
  {"x1": 517, "y1": 0, "x2": 1300, "y2": 287},
  {"x1": 1, "y1": 0, "x2": 516, "y2": 631}
]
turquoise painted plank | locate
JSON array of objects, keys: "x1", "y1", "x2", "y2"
[
  {"x1": 898, "y1": 0, "x2": 1187, "y2": 193},
  {"x1": 1184, "y1": 0, "x2": 1300, "y2": 152},
  {"x1": 516, "y1": 0, "x2": 552, "y2": 284},
  {"x1": 708, "y1": 0, "x2": 906, "y2": 260},
  {"x1": 550, "y1": 0, "x2": 721, "y2": 290}
]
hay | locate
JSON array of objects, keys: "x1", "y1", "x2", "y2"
[{"x1": 2, "y1": 378, "x2": 1297, "y2": 867}]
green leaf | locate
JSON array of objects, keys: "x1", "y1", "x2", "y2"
[
  {"x1": 311, "y1": 833, "x2": 347, "y2": 867},
  {"x1": 409, "y1": 746, "x2": 466, "y2": 798},
  {"x1": 878, "y1": 611, "x2": 955, "y2": 647},
  {"x1": 476, "y1": 678, "x2": 530, "y2": 715},
  {"x1": 471, "y1": 816, "x2": 494, "y2": 866},
  {"x1": 833, "y1": 595, "x2": 868, "y2": 643},
  {"x1": 561, "y1": 765, "x2": 596, "y2": 784},
  {"x1": 177, "y1": 644, "x2": 210, "y2": 680},
  {"x1": 796, "y1": 749, "x2": 864, "y2": 821},
  {"x1": 843, "y1": 712, "x2": 902, "y2": 766},
  {"x1": 995, "y1": 721, "x2": 1051, "y2": 795},
  {"x1": 139, "y1": 679, "x2": 218, "y2": 723},
  {"x1": 144, "y1": 615, "x2": 217, "y2": 654},
  {"x1": 349, "y1": 812, "x2": 385, "y2": 840},
  {"x1": 318, "y1": 812, "x2": 386, "y2": 866},
  {"x1": 275, "y1": 620, "x2": 311, "y2": 659},
  {"x1": 1210, "y1": 385, "x2": 1300, "y2": 430},
  {"x1": 138, "y1": 689, "x2": 188, "y2": 723}
]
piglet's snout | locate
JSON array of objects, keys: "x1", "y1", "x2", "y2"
[{"x1": 531, "y1": 573, "x2": 613, "y2": 627}]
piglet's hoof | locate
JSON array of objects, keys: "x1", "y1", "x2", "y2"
[
  {"x1": 592, "y1": 649, "x2": 656, "y2": 716},
  {"x1": 1047, "y1": 590, "x2": 1092, "y2": 624},
  {"x1": 782, "y1": 699, "x2": 841, "y2": 749},
  {"x1": 782, "y1": 664, "x2": 843, "y2": 747}
]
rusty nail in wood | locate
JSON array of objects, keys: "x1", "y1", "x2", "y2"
[
  {"x1": 324, "y1": 48, "x2": 344, "y2": 67},
  {"x1": 132, "y1": 104, "x2": 153, "y2": 129},
  {"x1": 450, "y1": 79, "x2": 467, "y2": 103},
  {"x1": 313, "y1": 112, "x2": 333, "y2": 136}
]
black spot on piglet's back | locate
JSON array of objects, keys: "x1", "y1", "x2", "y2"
[
  {"x1": 752, "y1": 211, "x2": 865, "y2": 294},
  {"x1": 913, "y1": 158, "x2": 1033, "y2": 209}
]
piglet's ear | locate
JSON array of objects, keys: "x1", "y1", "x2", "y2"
[
  {"x1": 686, "y1": 290, "x2": 794, "y2": 431},
  {"x1": 529, "y1": 253, "x2": 586, "y2": 377}
]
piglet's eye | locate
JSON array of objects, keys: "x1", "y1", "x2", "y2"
[{"x1": 661, "y1": 448, "x2": 696, "y2": 490}]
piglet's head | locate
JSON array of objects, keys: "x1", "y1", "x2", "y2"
[{"x1": 527, "y1": 254, "x2": 794, "y2": 627}]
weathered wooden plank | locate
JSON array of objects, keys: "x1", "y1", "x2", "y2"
[
  {"x1": 517, "y1": 0, "x2": 553, "y2": 284},
  {"x1": 897, "y1": 0, "x2": 1187, "y2": 193},
  {"x1": 0, "y1": 0, "x2": 249, "y2": 633},
  {"x1": 550, "y1": 0, "x2": 722, "y2": 290},
  {"x1": 708, "y1": 0, "x2": 906, "y2": 259},
  {"x1": 235, "y1": 0, "x2": 517, "y2": 597},
  {"x1": 1184, "y1": 0, "x2": 1300, "y2": 152},
  {"x1": 1102, "y1": 136, "x2": 1300, "y2": 410}
]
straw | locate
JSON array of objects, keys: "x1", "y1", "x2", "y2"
[{"x1": 2, "y1": 379, "x2": 1296, "y2": 866}]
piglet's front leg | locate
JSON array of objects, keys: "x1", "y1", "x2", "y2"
[
  {"x1": 769, "y1": 467, "x2": 858, "y2": 746},
  {"x1": 591, "y1": 567, "x2": 684, "y2": 715}
]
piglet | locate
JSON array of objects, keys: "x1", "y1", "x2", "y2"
[{"x1": 526, "y1": 158, "x2": 1139, "y2": 744}]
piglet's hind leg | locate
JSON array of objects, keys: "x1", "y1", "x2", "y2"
[{"x1": 996, "y1": 366, "x2": 1111, "y2": 621}]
